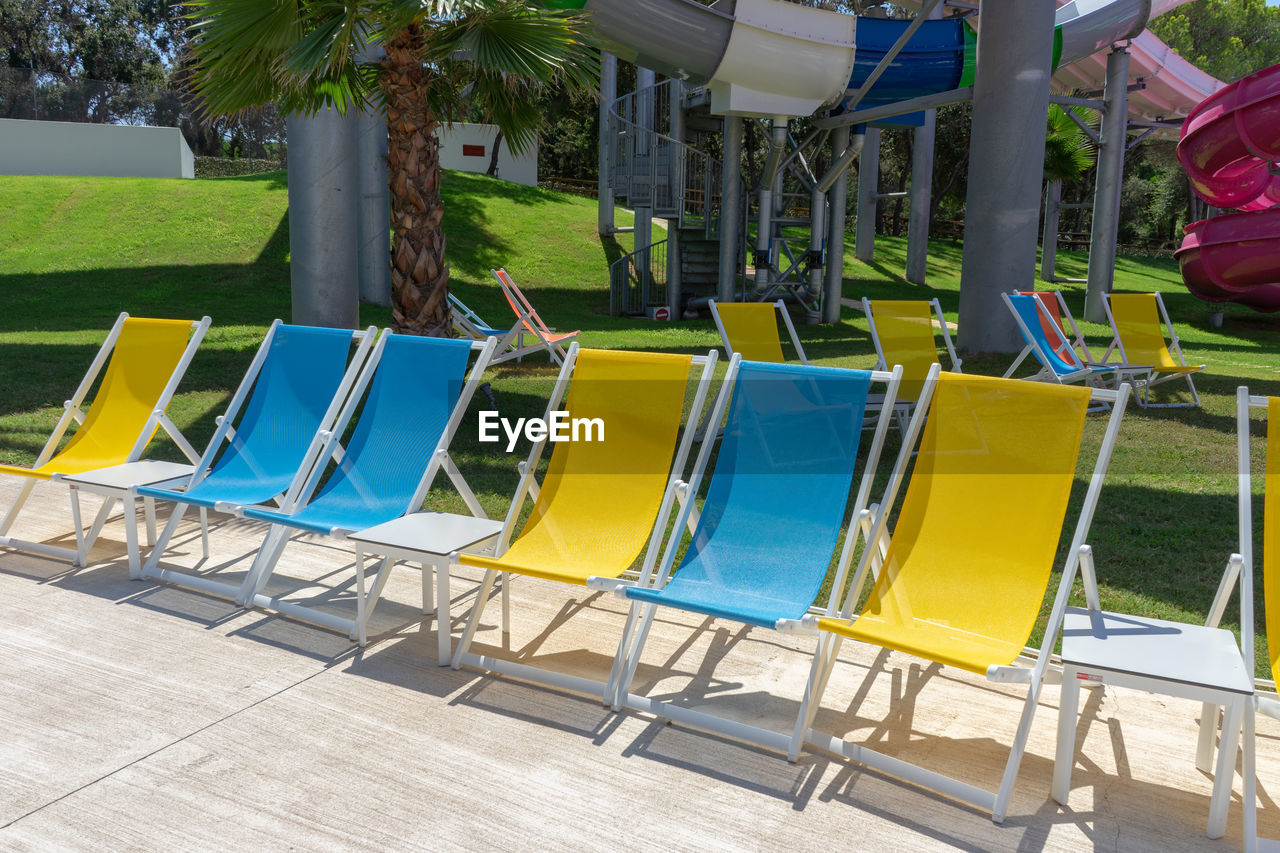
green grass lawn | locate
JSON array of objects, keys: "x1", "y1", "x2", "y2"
[{"x1": 1, "y1": 169, "x2": 1276, "y2": 676}]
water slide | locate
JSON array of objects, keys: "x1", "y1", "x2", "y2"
[
  {"x1": 550, "y1": 0, "x2": 1218, "y2": 122},
  {"x1": 1175, "y1": 63, "x2": 1280, "y2": 312}
]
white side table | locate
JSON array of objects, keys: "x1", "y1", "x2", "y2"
[
  {"x1": 56, "y1": 460, "x2": 194, "y2": 576},
  {"x1": 1053, "y1": 606, "x2": 1253, "y2": 839},
  {"x1": 348, "y1": 512, "x2": 503, "y2": 664}
]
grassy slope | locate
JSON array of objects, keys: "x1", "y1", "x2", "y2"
[{"x1": 0, "y1": 169, "x2": 1276, "y2": 673}]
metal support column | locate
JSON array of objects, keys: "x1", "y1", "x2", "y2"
[
  {"x1": 286, "y1": 108, "x2": 359, "y2": 328},
  {"x1": 597, "y1": 53, "x2": 617, "y2": 236},
  {"x1": 958, "y1": 0, "x2": 1056, "y2": 353},
  {"x1": 905, "y1": 2, "x2": 942, "y2": 284},
  {"x1": 667, "y1": 79, "x2": 685, "y2": 317},
  {"x1": 718, "y1": 116, "x2": 744, "y2": 303},
  {"x1": 754, "y1": 118, "x2": 788, "y2": 297},
  {"x1": 824, "y1": 125, "x2": 853, "y2": 324},
  {"x1": 1041, "y1": 179, "x2": 1061, "y2": 282},
  {"x1": 1084, "y1": 46, "x2": 1131, "y2": 323},
  {"x1": 634, "y1": 67, "x2": 655, "y2": 309},
  {"x1": 855, "y1": 127, "x2": 881, "y2": 262}
]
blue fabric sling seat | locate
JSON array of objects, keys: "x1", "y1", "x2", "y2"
[
  {"x1": 1007, "y1": 294, "x2": 1116, "y2": 381},
  {"x1": 623, "y1": 361, "x2": 871, "y2": 628},
  {"x1": 137, "y1": 324, "x2": 358, "y2": 510},
  {"x1": 240, "y1": 334, "x2": 473, "y2": 535}
]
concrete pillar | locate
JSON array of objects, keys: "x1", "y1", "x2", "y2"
[
  {"x1": 855, "y1": 127, "x2": 881, "y2": 262},
  {"x1": 1084, "y1": 46, "x2": 1131, "y2": 323},
  {"x1": 286, "y1": 108, "x2": 359, "y2": 328},
  {"x1": 718, "y1": 116, "x2": 744, "y2": 302},
  {"x1": 958, "y1": 0, "x2": 1056, "y2": 353},
  {"x1": 824, "y1": 125, "x2": 853, "y2": 324},
  {"x1": 905, "y1": 2, "x2": 942, "y2": 285},
  {"x1": 598, "y1": 53, "x2": 617, "y2": 236},
  {"x1": 355, "y1": 107, "x2": 391, "y2": 307}
]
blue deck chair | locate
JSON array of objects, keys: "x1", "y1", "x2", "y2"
[
  {"x1": 137, "y1": 322, "x2": 377, "y2": 600},
  {"x1": 1001, "y1": 294, "x2": 1134, "y2": 402},
  {"x1": 604, "y1": 358, "x2": 903, "y2": 755},
  {"x1": 235, "y1": 333, "x2": 497, "y2": 641}
]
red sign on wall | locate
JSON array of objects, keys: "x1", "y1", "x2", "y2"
[{"x1": 462, "y1": 144, "x2": 486, "y2": 157}]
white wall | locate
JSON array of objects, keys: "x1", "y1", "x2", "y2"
[
  {"x1": 0, "y1": 118, "x2": 194, "y2": 179},
  {"x1": 438, "y1": 123, "x2": 537, "y2": 187}
]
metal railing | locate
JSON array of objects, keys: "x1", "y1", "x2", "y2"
[
  {"x1": 609, "y1": 239, "x2": 668, "y2": 317},
  {"x1": 607, "y1": 80, "x2": 723, "y2": 237}
]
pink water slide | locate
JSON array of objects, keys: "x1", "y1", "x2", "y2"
[{"x1": 1176, "y1": 62, "x2": 1280, "y2": 312}]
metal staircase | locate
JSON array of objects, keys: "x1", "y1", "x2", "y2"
[{"x1": 606, "y1": 80, "x2": 746, "y2": 316}]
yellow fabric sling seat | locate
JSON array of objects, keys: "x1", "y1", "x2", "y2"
[
  {"x1": 0, "y1": 318, "x2": 196, "y2": 480},
  {"x1": 709, "y1": 300, "x2": 806, "y2": 364},
  {"x1": 798, "y1": 369, "x2": 1127, "y2": 824},
  {"x1": 461, "y1": 349, "x2": 693, "y2": 585},
  {"x1": 863, "y1": 298, "x2": 961, "y2": 402},
  {"x1": 817, "y1": 374, "x2": 1090, "y2": 673},
  {"x1": 452, "y1": 346, "x2": 716, "y2": 700},
  {"x1": 1103, "y1": 292, "x2": 1204, "y2": 407},
  {"x1": 0, "y1": 314, "x2": 209, "y2": 566}
]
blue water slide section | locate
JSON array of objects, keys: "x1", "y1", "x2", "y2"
[{"x1": 841, "y1": 18, "x2": 971, "y2": 112}]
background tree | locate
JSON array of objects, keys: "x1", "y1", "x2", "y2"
[
  {"x1": 1150, "y1": 0, "x2": 1280, "y2": 83},
  {"x1": 187, "y1": 0, "x2": 596, "y2": 335}
]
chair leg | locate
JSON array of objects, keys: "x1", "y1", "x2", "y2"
[
  {"x1": 140, "y1": 502, "x2": 190, "y2": 578},
  {"x1": 69, "y1": 487, "x2": 87, "y2": 568},
  {"x1": 992, "y1": 674, "x2": 1048, "y2": 823},
  {"x1": 0, "y1": 479, "x2": 37, "y2": 536},
  {"x1": 605, "y1": 602, "x2": 647, "y2": 709},
  {"x1": 451, "y1": 569, "x2": 499, "y2": 669},
  {"x1": 360, "y1": 555, "x2": 399, "y2": 645},
  {"x1": 792, "y1": 633, "x2": 845, "y2": 761},
  {"x1": 1052, "y1": 668, "x2": 1082, "y2": 805},
  {"x1": 1244, "y1": 700, "x2": 1259, "y2": 853},
  {"x1": 239, "y1": 526, "x2": 291, "y2": 606},
  {"x1": 144, "y1": 497, "x2": 157, "y2": 544},
  {"x1": 501, "y1": 571, "x2": 510, "y2": 634},
  {"x1": 199, "y1": 507, "x2": 209, "y2": 559}
]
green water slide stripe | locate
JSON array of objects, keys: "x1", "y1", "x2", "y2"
[
  {"x1": 959, "y1": 22, "x2": 977, "y2": 89},
  {"x1": 1052, "y1": 25, "x2": 1063, "y2": 71}
]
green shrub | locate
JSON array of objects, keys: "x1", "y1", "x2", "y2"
[{"x1": 194, "y1": 156, "x2": 285, "y2": 178}]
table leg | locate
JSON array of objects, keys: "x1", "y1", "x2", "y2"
[
  {"x1": 437, "y1": 553, "x2": 454, "y2": 666},
  {"x1": 1052, "y1": 665, "x2": 1082, "y2": 806}
]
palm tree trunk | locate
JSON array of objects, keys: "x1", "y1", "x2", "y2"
[{"x1": 382, "y1": 24, "x2": 452, "y2": 336}]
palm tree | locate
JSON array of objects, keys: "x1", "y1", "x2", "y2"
[
  {"x1": 1044, "y1": 103, "x2": 1098, "y2": 184},
  {"x1": 186, "y1": 0, "x2": 596, "y2": 335}
]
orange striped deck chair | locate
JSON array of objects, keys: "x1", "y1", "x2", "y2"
[{"x1": 489, "y1": 268, "x2": 579, "y2": 365}]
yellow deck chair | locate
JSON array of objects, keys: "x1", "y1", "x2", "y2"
[
  {"x1": 794, "y1": 369, "x2": 1129, "y2": 822},
  {"x1": 1102, "y1": 291, "x2": 1204, "y2": 408},
  {"x1": 0, "y1": 313, "x2": 210, "y2": 565},
  {"x1": 708, "y1": 299, "x2": 808, "y2": 364},
  {"x1": 451, "y1": 344, "x2": 720, "y2": 699},
  {"x1": 862, "y1": 297, "x2": 961, "y2": 402}
]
